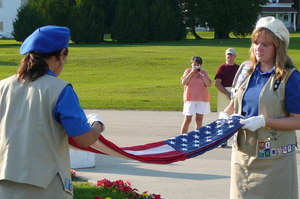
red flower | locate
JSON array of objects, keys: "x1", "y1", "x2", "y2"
[
  {"x1": 115, "y1": 179, "x2": 125, "y2": 186},
  {"x1": 118, "y1": 184, "x2": 133, "y2": 193},
  {"x1": 97, "y1": 179, "x2": 114, "y2": 188},
  {"x1": 93, "y1": 197, "x2": 102, "y2": 199},
  {"x1": 152, "y1": 194, "x2": 162, "y2": 199},
  {"x1": 134, "y1": 193, "x2": 141, "y2": 199}
]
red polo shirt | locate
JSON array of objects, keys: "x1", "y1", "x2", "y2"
[{"x1": 215, "y1": 63, "x2": 240, "y2": 87}]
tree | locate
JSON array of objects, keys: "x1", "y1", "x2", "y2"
[
  {"x1": 102, "y1": 0, "x2": 118, "y2": 34},
  {"x1": 111, "y1": 0, "x2": 150, "y2": 43},
  {"x1": 13, "y1": 0, "x2": 77, "y2": 42},
  {"x1": 12, "y1": 3, "x2": 50, "y2": 42},
  {"x1": 209, "y1": 0, "x2": 268, "y2": 39},
  {"x1": 180, "y1": 0, "x2": 268, "y2": 39},
  {"x1": 112, "y1": 0, "x2": 185, "y2": 43},
  {"x1": 45, "y1": 0, "x2": 77, "y2": 27},
  {"x1": 27, "y1": 0, "x2": 76, "y2": 26},
  {"x1": 149, "y1": 0, "x2": 186, "y2": 41},
  {"x1": 179, "y1": 0, "x2": 204, "y2": 39},
  {"x1": 70, "y1": 0, "x2": 105, "y2": 43}
]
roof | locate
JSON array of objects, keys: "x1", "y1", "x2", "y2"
[
  {"x1": 278, "y1": 0, "x2": 294, "y2": 3},
  {"x1": 262, "y1": 7, "x2": 298, "y2": 13}
]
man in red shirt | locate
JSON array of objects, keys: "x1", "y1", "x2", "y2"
[
  {"x1": 214, "y1": 48, "x2": 239, "y2": 147},
  {"x1": 215, "y1": 48, "x2": 240, "y2": 109}
]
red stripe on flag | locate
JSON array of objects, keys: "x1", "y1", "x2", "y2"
[{"x1": 122, "y1": 141, "x2": 167, "y2": 151}]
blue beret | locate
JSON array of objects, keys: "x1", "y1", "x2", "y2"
[{"x1": 20, "y1": 25, "x2": 70, "y2": 55}]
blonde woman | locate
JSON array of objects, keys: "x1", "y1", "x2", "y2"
[{"x1": 221, "y1": 17, "x2": 300, "y2": 199}]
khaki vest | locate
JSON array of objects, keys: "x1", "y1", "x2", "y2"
[
  {"x1": 233, "y1": 68, "x2": 296, "y2": 157},
  {"x1": 230, "y1": 60, "x2": 251, "y2": 98},
  {"x1": 0, "y1": 74, "x2": 72, "y2": 192}
]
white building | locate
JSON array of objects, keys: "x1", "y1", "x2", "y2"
[
  {"x1": 260, "y1": 0, "x2": 298, "y2": 31},
  {"x1": 0, "y1": 0, "x2": 27, "y2": 38}
]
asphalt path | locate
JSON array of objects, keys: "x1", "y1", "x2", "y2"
[{"x1": 74, "y1": 110, "x2": 300, "y2": 199}]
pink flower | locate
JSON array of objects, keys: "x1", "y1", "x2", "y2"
[{"x1": 125, "y1": 179, "x2": 132, "y2": 186}]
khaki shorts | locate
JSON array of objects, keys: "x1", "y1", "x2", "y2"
[
  {"x1": 217, "y1": 88, "x2": 231, "y2": 112},
  {"x1": 0, "y1": 174, "x2": 73, "y2": 199}
]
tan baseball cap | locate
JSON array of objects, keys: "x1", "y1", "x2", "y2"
[{"x1": 225, "y1": 48, "x2": 236, "y2": 55}]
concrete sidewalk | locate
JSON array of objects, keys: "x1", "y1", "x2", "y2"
[{"x1": 75, "y1": 110, "x2": 300, "y2": 199}]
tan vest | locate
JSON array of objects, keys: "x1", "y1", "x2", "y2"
[
  {"x1": 233, "y1": 68, "x2": 296, "y2": 157},
  {"x1": 230, "y1": 60, "x2": 251, "y2": 98},
  {"x1": 0, "y1": 74, "x2": 72, "y2": 192}
]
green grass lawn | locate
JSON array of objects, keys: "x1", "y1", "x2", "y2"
[{"x1": 1, "y1": 32, "x2": 299, "y2": 111}]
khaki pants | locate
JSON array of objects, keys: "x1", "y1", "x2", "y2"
[
  {"x1": 0, "y1": 174, "x2": 73, "y2": 199},
  {"x1": 217, "y1": 87, "x2": 231, "y2": 112}
]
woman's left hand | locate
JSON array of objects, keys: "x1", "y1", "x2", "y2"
[{"x1": 240, "y1": 115, "x2": 266, "y2": 131}]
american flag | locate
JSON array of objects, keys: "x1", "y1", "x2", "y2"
[{"x1": 69, "y1": 115, "x2": 244, "y2": 164}]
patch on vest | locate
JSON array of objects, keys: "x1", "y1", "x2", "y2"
[
  {"x1": 257, "y1": 141, "x2": 295, "y2": 158},
  {"x1": 64, "y1": 177, "x2": 73, "y2": 193}
]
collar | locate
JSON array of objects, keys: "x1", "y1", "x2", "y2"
[
  {"x1": 255, "y1": 64, "x2": 275, "y2": 75},
  {"x1": 47, "y1": 70, "x2": 57, "y2": 77},
  {"x1": 225, "y1": 62, "x2": 235, "y2": 66}
]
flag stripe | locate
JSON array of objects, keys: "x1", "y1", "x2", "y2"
[{"x1": 122, "y1": 141, "x2": 167, "y2": 151}]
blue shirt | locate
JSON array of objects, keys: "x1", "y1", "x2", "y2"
[
  {"x1": 47, "y1": 71, "x2": 92, "y2": 137},
  {"x1": 242, "y1": 65, "x2": 300, "y2": 118}
]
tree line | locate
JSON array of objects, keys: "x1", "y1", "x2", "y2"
[{"x1": 13, "y1": 0, "x2": 268, "y2": 44}]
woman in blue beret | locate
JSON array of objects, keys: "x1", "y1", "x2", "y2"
[
  {"x1": 220, "y1": 17, "x2": 300, "y2": 199},
  {"x1": 0, "y1": 25, "x2": 104, "y2": 199}
]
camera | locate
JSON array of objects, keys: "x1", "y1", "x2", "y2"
[{"x1": 195, "y1": 66, "x2": 201, "y2": 71}]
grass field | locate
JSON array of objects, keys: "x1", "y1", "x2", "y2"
[{"x1": 0, "y1": 32, "x2": 299, "y2": 111}]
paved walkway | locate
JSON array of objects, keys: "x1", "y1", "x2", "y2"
[{"x1": 75, "y1": 110, "x2": 300, "y2": 199}]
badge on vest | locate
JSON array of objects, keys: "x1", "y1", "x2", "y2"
[
  {"x1": 257, "y1": 141, "x2": 295, "y2": 158},
  {"x1": 65, "y1": 177, "x2": 73, "y2": 193}
]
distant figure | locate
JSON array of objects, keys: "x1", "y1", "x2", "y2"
[
  {"x1": 215, "y1": 48, "x2": 240, "y2": 147},
  {"x1": 180, "y1": 56, "x2": 212, "y2": 134},
  {"x1": 215, "y1": 48, "x2": 240, "y2": 112}
]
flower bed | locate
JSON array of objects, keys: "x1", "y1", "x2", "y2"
[
  {"x1": 94, "y1": 179, "x2": 161, "y2": 199},
  {"x1": 71, "y1": 169, "x2": 162, "y2": 199}
]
